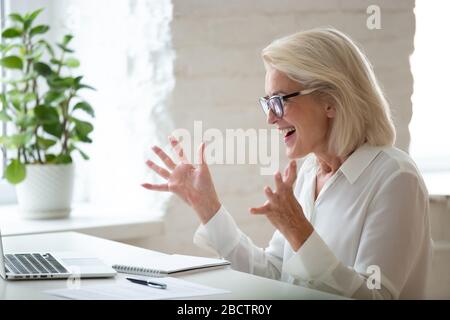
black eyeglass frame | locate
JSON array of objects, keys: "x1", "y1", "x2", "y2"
[{"x1": 259, "y1": 88, "x2": 319, "y2": 119}]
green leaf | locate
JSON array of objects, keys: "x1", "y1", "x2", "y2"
[
  {"x1": 45, "y1": 153, "x2": 56, "y2": 163},
  {"x1": 0, "y1": 56, "x2": 23, "y2": 70},
  {"x1": 71, "y1": 130, "x2": 92, "y2": 143},
  {"x1": 55, "y1": 154, "x2": 73, "y2": 164},
  {"x1": 49, "y1": 76, "x2": 74, "y2": 89},
  {"x1": 74, "y1": 76, "x2": 83, "y2": 84},
  {"x1": 1, "y1": 27, "x2": 23, "y2": 38},
  {"x1": 23, "y1": 8, "x2": 45, "y2": 31},
  {"x1": 1, "y1": 72, "x2": 33, "y2": 86},
  {"x1": 9, "y1": 13, "x2": 24, "y2": 24},
  {"x1": 24, "y1": 92, "x2": 37, "y2": 103},
  {"x1": 73, "y1": 101, "x2": 94, "y2": 117},
  {"x1": 44, "y1": 91, "x2": 65, "y2": 105},
  {"x1": 76, "y1": 147, "x2": 89, "y2": 160},
  {"x1": 0, "y1": 43, "x2": 22, "y2": 54},
  {"x1": 0, "y1": 135, "x2": 8, "y2": 145},
  {"x1": 0, "y1": 109, "x2": 12, "y2": 122},
  {"x1": 1, "y1": 132, "x2": 33, "y2": 149},
  {"x1": 34, "y1": 105, "x2": 59, "y2": 124},
  {"x1": 5, "y1": 159, "x2": 26, "y2": 184},
  {"x1": 16, "y1": 113, "x2": 35, "y2": 127},
  {"x1": 50, "y1": 58, "x2": 62, "y2": 66},
  {"x1": 27, "y1": 8, "x2": 44, "y2": 24},
  {"x1": 24, "y1": 49, "x2": 44, "y2": 60},
  {"x1": 0, "y1": 93, "x2": 8, "y2": 107},
  {"x1": 74, "y1": 119, "x2": 93, "y2": 136},
  {"x1": 34, "y1": 62, "x2": 52, "y2": 76},
  {"x1": 7, "y1": 90, "x2": 23, "y2": 110},
  {"x1": 36, "y1": 39, "x2": 55, "y2": 57},
  {"x1": 12, "y1": 131, "x2": 33, "y2": 146},
  {"x1": 37, "y1": 137, "x2": 57, "y2": 150},
  {"x1": 57, "y1": 43, "x2": 74, "y2": 53},
  {"x1": 46, "y1": 153, "x2": 72, "y2": 164},
  {"x1": 62, "y1": 34, "x2": 74, "y2": 46},
  {"x1": 77, "y1": 135, "x2": 93, "y2": 144},
  {"x1": 64, "y1": 57, "x2": 80, "y2": 68},
  {"x1": 73, "y1": 77, "x2": 96, "y2": 91},
  {"x1": 76, "y1": 83, "x2": 96, "y2": 91},
  {"x1": 30, "y1": 24, "x2": 49, "y2": 37},
  {"x1": 43, "y1": 122, "x2": 63, "y2": 138}
]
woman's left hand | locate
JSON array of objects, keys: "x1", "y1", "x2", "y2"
[{"x1": 250, "y1": 160, "x2": 314, "y2": 251}]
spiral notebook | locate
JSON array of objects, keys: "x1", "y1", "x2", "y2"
[{"x1": 112, "y1": 254, "x2": 230, "y2": 277}]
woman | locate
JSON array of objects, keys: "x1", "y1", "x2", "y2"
[{"x1": 143, "y1": 28, "x2": 431, "y2": 299}]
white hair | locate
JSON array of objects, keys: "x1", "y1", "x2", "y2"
[{"x1": 262, "y1": 27, "x2": 396, "y2": 157}]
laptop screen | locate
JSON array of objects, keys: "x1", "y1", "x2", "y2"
[{"x1": 0, "y1": 230, "x2": 6, "y2": 279}]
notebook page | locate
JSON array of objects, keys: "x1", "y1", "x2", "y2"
[
  {"x1": 114, "y1": 254, "x2": 230, "y2": 274},
  {"x1": 46, "y1": 277, "x2": 230, "y2": 300},
  {"x1": 167, "y1": 255, "x2": 230, "y2": 273}
]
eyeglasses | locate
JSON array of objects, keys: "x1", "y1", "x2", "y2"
[{"x1": 259, "y1": 88, "x2": 319, "y2": 119}]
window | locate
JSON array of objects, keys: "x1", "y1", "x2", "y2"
[
  {"x1": 409, "y1": 0, "x2": 450, "y2": 195},
  {"x1": 1, "y1": 0, "x2": 175, "y2": 212},
  {"x1": 410, "y1": 1, "x2": 450, "y2": 173}
]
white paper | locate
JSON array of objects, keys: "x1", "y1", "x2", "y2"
[{"x1": 45, "y1": 277, "x2": 230, "y2": 300}]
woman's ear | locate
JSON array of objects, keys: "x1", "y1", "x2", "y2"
[
  {"x1": 325, "y1": 103, "x2": 336, "y2": 118},
  {"x1": 320, "y1": 94, "x2": 336, "y2": 118}
]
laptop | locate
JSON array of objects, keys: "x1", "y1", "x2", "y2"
[{"x1": 0, "y1": 230, "x2": 116, "y2": 280}]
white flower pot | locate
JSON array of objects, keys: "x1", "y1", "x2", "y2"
[{"x1": 16, "y1": 163, "x2": 75, "y2": 219}]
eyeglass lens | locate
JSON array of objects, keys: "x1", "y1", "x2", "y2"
[{"x1": 268, "y1": 97, "x2": 283, "y2": 117}]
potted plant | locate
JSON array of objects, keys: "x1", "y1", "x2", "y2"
[{"x1": 0, "y1": 9, "x2": 95, "y2": 219}]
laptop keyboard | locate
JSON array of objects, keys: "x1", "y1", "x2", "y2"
[{"x1": 4, "y1": 253, "x2": 69, "y2": 275}]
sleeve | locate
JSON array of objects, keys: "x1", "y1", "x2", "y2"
[
  {"x1": 193, "y1": 205, "x2": 285, "y2": 280},
  {"x1": 283, "y1": 171, "x2": 428, "y2": 299}
]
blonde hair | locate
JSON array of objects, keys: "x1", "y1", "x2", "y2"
[{"x1": 262, "y1": 27, "x2": 396, "y2": 157}]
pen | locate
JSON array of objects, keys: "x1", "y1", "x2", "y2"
[{"x1": 126, "y1": 277, "x2": 167, "y2": 289}]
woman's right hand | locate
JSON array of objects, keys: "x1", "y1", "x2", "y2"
[{"x1": 142, "y1": 136, "x2": 221, "y2": 224}]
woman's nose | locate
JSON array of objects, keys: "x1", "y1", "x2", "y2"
[{"x1": 266, "y1": 109, "x2": 278, "y2": 125}]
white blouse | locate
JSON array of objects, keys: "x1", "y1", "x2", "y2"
[{"x1": 193, "y1": 143, "x2": 432, "y2": 299}]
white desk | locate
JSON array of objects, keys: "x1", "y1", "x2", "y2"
[{"x1": 0, "y1": 232, "x2": 343, "y2": 300}]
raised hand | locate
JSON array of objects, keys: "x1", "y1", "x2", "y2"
[
  {"x1": 142, "y1": 136, "x2": 221, "y2": 224},
  {"x1": 250, "y1": 160, "x2": 314, "y2": 251}
]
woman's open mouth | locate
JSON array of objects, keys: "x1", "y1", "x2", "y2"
[{"x1": 280, "y1": 127, "x2": 296, "y2": 144}]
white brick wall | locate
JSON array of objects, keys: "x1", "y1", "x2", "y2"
[{"x1": 140, "y1": 0, "x2": 415, "y2": 256}]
